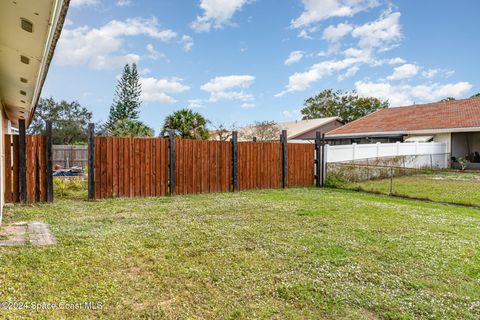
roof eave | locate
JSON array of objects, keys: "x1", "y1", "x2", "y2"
[
  {"x1": 28, "y1": 0, "x2": 70, "y2": 126},
  {"x1": 326, "y1": 126, "x2": 480, "y2": 138}
]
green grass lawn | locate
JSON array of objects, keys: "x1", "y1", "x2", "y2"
[
  {"x1": 331, "y1": 171, "x2": 480, "y2": 207},
  {"x1": 1, "y1": 188, "x2": 480, "y2": 319}
]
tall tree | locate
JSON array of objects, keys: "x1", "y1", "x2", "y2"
[
  {"x1": 301, "y1": 89, "x2": 389, "y2": 123},
  {"x1": 28, "y1": 97, "x2": 92, "y2": 144},
  {"x1": 110, "y1": 119, "x2": 154, "y2": 137},
  {"x1": 105, "y1": 63, "x2": 142, "y2": 132},
  {"x1": 161, "y1": 108, "x2": 210, "y2": 140}
]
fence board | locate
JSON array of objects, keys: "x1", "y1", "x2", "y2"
[
  {"x1": 12, "y1": 135, "x2": 19, "y2": 202},
  {"x1": 288, "y1": 144, "x2": 315, "y2": 187},
  {"x1": 4, "y1": 135, "x2": 12, "y2": 202},
  {"x1": 92, "y1": 137, "x2": 169, "y2": 199},
  {"x1": 238, "y1": 142, "x2": 283, "y2": 191}
]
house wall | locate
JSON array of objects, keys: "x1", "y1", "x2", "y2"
[
  {"x1": 293, "y1": 120, "x2": 344, "y2": 140},
  {"x1": 0, "y1": 104, "x2": 5, "y2": 223}
]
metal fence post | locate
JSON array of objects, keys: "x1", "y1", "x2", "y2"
[
  {"x1": 321, "y1": 133, "x2": 326, "y2": 187},
  {"x1": 281, "y1": 130, "x2": 288, "y2": 188},
  {"x1": 389, "y1": 166, "x2": 394, "y2": 195},
  {"x1": 232, "y1": 131, "x2": 238, "y2": 192},
  {"x1": 46, "y1": 121, "x2": 54, "y2": 202},
  {"x1": 315, "y1": 132, "x2": 321, "y2": 187},
  {"x1": 87, "y1": 123, "x2": 95, "y2": 200},
  {"x1": 168, "y1": 130, "x2": 176, "y2": 195},
  {"x1": 18, "y1": 119, "x2": 27, "y2": 203}
]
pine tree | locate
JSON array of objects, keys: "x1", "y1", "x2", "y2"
[{"x1": 105, "y1": 63, "x2": 142, "y2": 133}]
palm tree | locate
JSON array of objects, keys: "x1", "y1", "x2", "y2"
[{"x1": 161, "y1": 108, "x2": 210, "y2": 140}]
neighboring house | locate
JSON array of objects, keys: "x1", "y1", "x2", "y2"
[
  {"x1": 221, "y1": 117, "x2": 344, "y2": 142},
  {"x1": 0, "y1": 0, "x2": 70, "y2": 221},
  {"x1": 326, "y1": 97, "x2": 480, "y2": 169}
]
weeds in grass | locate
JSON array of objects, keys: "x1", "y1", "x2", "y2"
[{"x1": 53, "y1": 177, "x2": 87, "y2": 197}]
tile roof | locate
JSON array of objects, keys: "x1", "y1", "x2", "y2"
[{"x1": 327, "y1": 97, "x2": 480, "y2": 136}]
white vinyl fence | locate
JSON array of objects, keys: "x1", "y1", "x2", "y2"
[{"x1": 325, "y1": 142, "x2": 449, "y2": 169}]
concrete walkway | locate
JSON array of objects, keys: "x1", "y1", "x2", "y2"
[{"x1": 0, "y1": 222, "x2": 56, "y2": 246}]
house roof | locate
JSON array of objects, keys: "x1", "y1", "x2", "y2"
[
  {"x1": 235, "y1": 117, "x2": 341, "y2": 141},
  {"x1": 279, "y1": 117, "x2": 341, "y2": 139},
  {"x1": 327, "y1": 97, "x2": 480, "y2": 138}
]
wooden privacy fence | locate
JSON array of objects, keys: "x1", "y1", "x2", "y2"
[
  {"x1": 93, "y1": 137, "x2": 168, "y2": 199},
  {"x1": 3, "y1": 120, "x2": 53, "y2": 204},
  {"x1": 88, "y1": 126, "x2": 325, "y2": 200},
  {"x1": 53, "y1": 145, "x2": 88, "y2": 168},
  {"x1": 175, "y1": 139, "x2": 232, "y2": 195},
  {"x1": 238, "y1": 142, "x2": 282, "y2": 191}
]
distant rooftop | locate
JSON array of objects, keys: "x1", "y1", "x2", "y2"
[{"x1": 327, "y1": 97, "x2": 480, "y2": 137}]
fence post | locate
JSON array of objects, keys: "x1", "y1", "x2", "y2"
[
  {"x1": 46, "y1": 121, "x2": 54, "y2": 202},
  {"x1": 168, "y1": 130, "x2": 176, "y2": 195},
  {"x1": 87, "y1": 123, "x2": 95, "y2": 200},
  {"x1": 315, "y1": 132, "x2": 321, "y2": 187},
  {"x1": 232, "y1": 131, "x2": 238, "y2": 192},
  {"x1": 281, "y1": 130, "x2": 288, "y2": 188},
  {"x1": 389, "y1": 167, "x2": 394, "y2": 195},
  {"x1": 18, "y1": 119, "x2": 27, "y2": 203},
  {"x1": 321, "y1": 133, "x2": 326, "y2": 187}
]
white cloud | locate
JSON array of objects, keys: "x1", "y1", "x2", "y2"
[
  {"x1": 180, "y1": 35, "x2": 194, "y2": 52},
  {"x1": 56, "y1": 18, "x2": 178, "y2": 70},
  {"x1": 387, "y1": 63, "x2": 419, "y2": 80},
  {"x1": 355, "y1": 81, "x2": 473, "y2": 106},
  {"x1": 116, "y1": 0, "x2": 131, "y2": 6},
  {"x1": 191, "y1": 0, "x2": 250, "y2": 32},
  {"x1": 187, "y1": 99, "x2": 204, "y2": 108},
  {"x1": 291, "y1": 0, "x2": 380, "y2": 29},
  {"x1": 276, "y1": 56, "x2": 364, "y2": 96},
  {"x1": 285, "y1": 51, "x2": 305, "y2": 66},
  {"x1": 201, "y1": 75, "x2": 255, "y2": 102},
  {"x1": 71, "y1": 0, "x2": 98, "y2": 7},
  {"x1": 241, "y1": 103, "x2": 255, "y2": 108},
  {"x1": 146, "y1": 44, "x2": 165, "y2": 60},
  {"x1": 387, "y1": 57, "x2": 406, "y2": 65},
  {"x1": 422, "y1": 69, "x2": 438, "y2": 79},
  {"x1": 338, "y1": 66, "x2": 359, "y2": 81},
  {"x1": 352, "y1": 10, "x2": 402, "y2": 51},
  {"x1": 140, "y1": 77, "x2": 190, "y2": 104},
  {"x1": 323, "y1": 23, "x2": 353, "y2": 42}
]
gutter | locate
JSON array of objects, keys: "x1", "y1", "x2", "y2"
[
  {"x1": 28, "y1": 0, "x2": 70, "y2": 127},
  {"x1": 326, "y1": 126, "x2": 480, "y2": 139}
]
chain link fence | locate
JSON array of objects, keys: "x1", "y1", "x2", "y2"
[{"x1": 325, "y1": 154, "x2": 480, "y2": 207}]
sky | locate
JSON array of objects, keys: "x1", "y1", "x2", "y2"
[{"x1": 41, "y1": 0, "x2": 479, "y2": 133}]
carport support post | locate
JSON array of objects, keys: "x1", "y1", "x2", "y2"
[
  {"x1": 315, "y1": 132, "x2": 322, "y2": 187},
  {"x1": 281, "y1": 130, "x2": 288, "y2": 188},
  {"x1": 87, "y1": 123, "x2": 95, "y2": 200},
  {"x1": 18, "y1": 119, "x2": 27, "y2": 203},
  {"x1": 46, "y1": 121, "x2": 54, "y2": 202},
  {"x1": 232, "y1": 131, "x2": 238, "y2": 192},
  {"x1": 168, "y1": 130, "x2": 176, "y2": 195}
]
